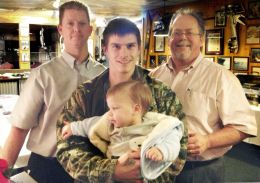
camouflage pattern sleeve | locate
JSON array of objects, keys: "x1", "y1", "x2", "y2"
[
  {"x1": 146, "y1": 78, "x2": 188, "y2": 181},
  {"x1": 56, "y1": 85, "x2": 117, "y2": 183}
]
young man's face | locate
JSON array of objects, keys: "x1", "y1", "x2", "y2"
[
  {"x1": 106, "y1": 92, "x2": 137, "y2": 128},
  {"x1": 104, "y1": 34, "x2": 140, "y2": 74},
  {"x1": 58, "y1": 9, "x2": 92, "y2": 51}
]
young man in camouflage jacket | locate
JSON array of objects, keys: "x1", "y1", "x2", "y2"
[{"x1": 56, "y1": 18, "x2": 188, "y2": 183}]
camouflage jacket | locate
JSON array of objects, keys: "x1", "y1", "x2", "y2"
[{"x1": 56, "y1": 66, "x2": 188, "y2": 183}]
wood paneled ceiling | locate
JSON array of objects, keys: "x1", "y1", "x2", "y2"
[{"x1": 0, "y1": 0, "x2": 197, "y2": 17}]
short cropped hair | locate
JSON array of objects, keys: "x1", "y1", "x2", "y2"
[
  {"x1": 59, "y1": 1, "x2": 90, "y2": 25},
  {"x1": 168, "y1": 8, "x2": 205, "y2": 36},
  {"x1": 102, "y1": 18, "x2": 141, "y2": 47},
  {"x1": 106, "y1": 80, "x2": 152, "y2": 114}
]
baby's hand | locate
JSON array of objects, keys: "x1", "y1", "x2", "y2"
[
  {"x1": 61, "y1": 121, "x2": 72, "y2": 140},
  {"x1": 145, "y1": 147, "x2": 163, "y2": 161}
]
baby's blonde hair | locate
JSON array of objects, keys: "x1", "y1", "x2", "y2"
[{"x1": 106, "y1": 80, "x2": 152, "y2": 114}]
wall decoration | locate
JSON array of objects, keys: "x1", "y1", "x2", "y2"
[
  {"x1": 251, "y1": 66, "x2": 260, "y2": 75},
  {"x1": 204, "y1": 57, "x2": 215, "y2": 62},
  {"x1": 234, "y1": 72, "x2": 248, "y2": 75},
  {"x1": 233, "y1": 57, "x2": 249, "y2": 71},
  {"x1": 250, "y1": 48, "x2": 260, "y2": 62},
  {"x1": 226, "y1": 7, "x2": 245, "y2": 54},
  {"x1": 215, "y1": 10, "x2": 226, "y2": 27},
  {"x1": 248, "y1": 0, "x2": 260, "y2": 19},
  {"x1": 149, "y1": 55, "x2": 156, "y2": 68},
  {"x1": 246, "y1": 25, "x2": 260, "y2": 44},
  {"x1": 154, "y1": 36, "x2": 165, "y2": 52},
  {"x1": 205, "y1": 29, "x2": 224, "y2": 55},
  {"x1": 158, "y1": 55, "x2": 167, "y2": 65},
  {"x1": 21, "y1": 40, "x2": 29, "y2": 50},
  {"x1": 217, "y1": 56, "x2": 231, "y2": 70}
]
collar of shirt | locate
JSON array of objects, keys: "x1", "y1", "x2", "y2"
[
  {"x1": 166, "y1": 53, "x2": 203, "y2": 74},
  {"x1": 61, "y1": 51, "x2": 90, "y2": 70}
]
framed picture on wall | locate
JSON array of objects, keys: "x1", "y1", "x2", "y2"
[
  {"x1": 233, "y1": 57, "x2": 249, "y2": 71},
  {"x1": 204, "y1": 57, "x2": 215, "y2": 62},
  {"x1": 248, "y1": 0, "x2": 260, "y2": 19},
  {"x1": 217, "y1": 56, "x2": 231, "y2": 70},
  {"x1": 246, "y1": 25, "x2": 260, "y2": 44},
  {"x1": 251, "y1": 66, "x2": 260, "y2": 75},
  {"x1": 154, "y1": 36, "x2": 165, "y2": 52},
  {"x1": 205, "y1": 29, "x2": 224, "y2": 55},
  {"x1": 215, "y1": 11, "x2": 226, "y2": 27},
  {"x1": 250, "y1": 48, "x2": 260, "y2": 62},
  {"x1": 149, "y1": 55, "x2": 156, "y2": 68},
  {"x1": 234, "y1": 72, "x2": 248, "y2": 76},
  {"x1": 158, "y1": 55, "x2": 167, "y2": 65}
]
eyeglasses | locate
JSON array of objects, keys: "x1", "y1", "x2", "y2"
[{"x1": 172, "y1": 31, "x2": 201, "y2": 38}]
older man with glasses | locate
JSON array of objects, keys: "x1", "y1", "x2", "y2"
[{"x1": 150, "y1": 8, "x2": 257, "y2": 183}]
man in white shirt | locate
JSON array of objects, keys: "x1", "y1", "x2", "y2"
[
  {"x1": 150, "y1": 8, "x2": 257, "y2": 183},
  {"x1": 0, "y1": 1, "x2": 105, "y2": 182}
]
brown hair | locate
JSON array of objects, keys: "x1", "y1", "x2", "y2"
[
  {"x1": 102, "y1": 18, "x2": 141, "y2": 47},
  {"x1": 106, "y1": 80, "x2": 152, "y2": 114},
  {"x1": 59, "y1": 1, "x2": 90, "y2": 25}
]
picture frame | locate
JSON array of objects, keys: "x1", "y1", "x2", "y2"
[
  {"x1": 247, "y1": 0, "x2": 260, "y2": 19},
  {"x1": 154, "y1": 36, "x2": 165, "y2": 52},
  {"x1": 233, "y1": 57, "x2": 249, "y2": 71},
  {"x1": 250, "y1": 48, "x2": 260, "y2": 62},
  {"x1": 21, "y1": 40, "x2": 29, "y2": 50},
  {"x1": 234, "y1": 72, "x2": 248, "y2": 76},
  {"x1": 204, "y1": 57, "x2": 215, "y2": 62},
  {"x1": 215, "y1": 11, "x2": 226, "y2": 27},
  {"x1": 149, "y1": 55, "x2": 156, "y2": 68},
  {"x1": 158, "y1": 55, "x2": 167, "y2": 65},
  {"x1": 251, "y1": 66, "x2": 260, "y2": 75},
  {"x1": 217, "y1": 56, "x2": 231, "y2": 70},
  {"x1": 205, "y1": 29, "x2": 224, "y2": 55},
  {"x1": 246, "y1": 25, "x2": 260, "y2": 44}
]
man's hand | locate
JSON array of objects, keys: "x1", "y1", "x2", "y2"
[
  {"x1": 114, "y1": 150, "x2": 142, "y2": 182},
  {"x1": 188, "y1": 132, "x2": 209, "y2": 156},
  {"x1": 61, "y1": 121, "x2": 72, "y2": 140}
]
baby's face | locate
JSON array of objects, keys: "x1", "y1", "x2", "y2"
[{"x1": 106, "y1": 93, "x2": 136, "y2": 128}]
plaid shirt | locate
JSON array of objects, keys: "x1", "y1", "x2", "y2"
[{"x1": 56, "y1": 66, "x2": 188, "y2": 183}]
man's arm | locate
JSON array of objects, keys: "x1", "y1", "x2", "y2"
[
  {"x1": 188, "y1": 125, "x2": 248, "y2": 155},
  {"x1": 0, "y1": 126, "x2": 29, "y2": 167}
]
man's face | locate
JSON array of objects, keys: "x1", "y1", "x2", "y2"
[
  {"x1": 104, "y1": 34, "x2": 140, "y2": 74},
  {"x1": 58, "y1": 9, "x2": 92, "y2": 51},
  {"x1": 168, "y1": 15, "x2": 203, "y2": 64}
]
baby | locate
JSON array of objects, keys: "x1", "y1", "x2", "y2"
[{"x1": 62, "y1": 80, "x2": 184, "y2": 180}]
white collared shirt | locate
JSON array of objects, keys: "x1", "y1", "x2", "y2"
[
  {"x1": 10, "y1": 51, "x2": 106, "y2": 157},
  {"x1": 150, "y1": 53, "x2": 257, "y2": 161}
]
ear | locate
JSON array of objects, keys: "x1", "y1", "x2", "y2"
[
  {"x1": 199, "y1": 34, "x2": 204, "y2": 47},
  {"x1": 133, "y1": 104, "x2": 142, "y2": 113},
  {"x1": 57, "y1": 25, "x2": 62, "y2": 36},
  {"x1": 87, "y1": 25, "x2": 93, "y2": 36},
  {"x1": 103, "y1": 45, "x2": 108, "y2": 56}
]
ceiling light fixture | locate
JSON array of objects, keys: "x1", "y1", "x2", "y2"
[{"x1": 53, "y1": 0, "x2": 60, "y2": 9}]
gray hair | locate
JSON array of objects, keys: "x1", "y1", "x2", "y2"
[{"x1": 168, "y1": 8, "x2": 205, "y2": 37}]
